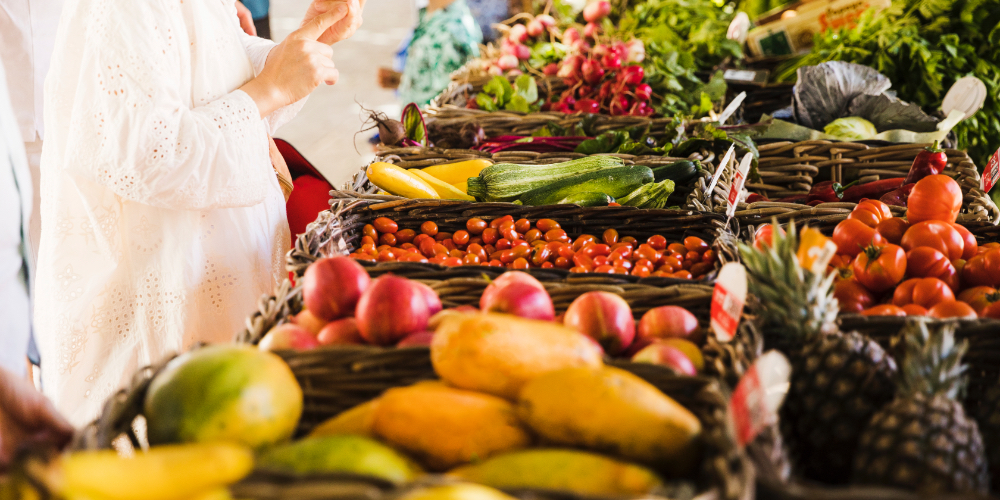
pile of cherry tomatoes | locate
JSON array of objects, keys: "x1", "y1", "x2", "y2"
[{"x1": 348, "y1": 215, "x2": 717, "y2": 279}]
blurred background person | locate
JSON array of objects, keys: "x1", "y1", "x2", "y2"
[{"x1": 240, "y1": 0, "x2": 273, "y2": 39}]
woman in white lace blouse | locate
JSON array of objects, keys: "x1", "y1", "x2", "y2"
[{"x1": 34, "y1": 0, "x2": 364, "y2": 426}]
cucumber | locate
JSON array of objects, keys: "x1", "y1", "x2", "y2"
[
  {"x1": 651, "y1": 160, "x2": 700, "y2": 184},
  {"x1": 556, "y1": 192, "x2": 615, "y2": 206},
  {"x1": 517, "y1": 165, "x2": 654, "y2": 206}
]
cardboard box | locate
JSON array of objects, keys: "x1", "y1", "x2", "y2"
[{"x1": 746, "y1": 0, "x2": 891, "y2": 58}]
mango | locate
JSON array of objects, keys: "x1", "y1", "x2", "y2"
[
  {"x1": 431, "y1": 313, "x2": 603, "y2": 400},
  {"x1": 372, "y1": 382, "x2": 531, "y2": 470},
  {"x1": 449, "y1": 449, "x2": 663, "y2": 496},
  {"x1": 517, "y1": 366, "x2": 702, "y2": 473},
  {"x1": 256, "y1": 435, "x2": 421, "y2": 484},
  {"x1": 398, "y1": 484, "x2": 516, "y2": 500},
  {"x1": 309, "y1": 399, "x2": 380, "y2": 438}
]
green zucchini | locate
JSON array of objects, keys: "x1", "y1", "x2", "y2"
[
  {"x1": 556, "y1": 192, "x2": 615, "y2": 206},
  {"x1": 651, "y1": 160, "x2": 700, "y2": 184},
  {"x1": 619, "y1": 179, "x2": 675, "y2": 209},
  {"x1": 466, "y1": 156, "x2": 624, "y2": 202},
  {"x1": 517, "y1": 165, "x2": 654, "y2": 206}
]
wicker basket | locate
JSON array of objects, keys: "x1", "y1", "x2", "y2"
[
  {"x1": 286, "y1": 192, "x2": 739, "y2": 286},
  {"x1": 688, "y1": 140, "x2": 999, "y2": 236}
]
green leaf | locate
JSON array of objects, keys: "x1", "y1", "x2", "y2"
[
  {"x1": 574, "y1": 131, "x2": 631, "y2": 154},
  {"x1": 514, "y1": 74, "x2": 539, "y2": 103},
  {"x1": 475, "y1": 93, "x2": 498, "y2": 112},
  {"x1": 401, "y1": 103, "x2": 428, "y2": 147},
  {"x1": 506, "y1": 95, "x2": 531, "y2": 113},
  {"x1": 483, "y1": 76, "x2": 514, "y2": 105}
]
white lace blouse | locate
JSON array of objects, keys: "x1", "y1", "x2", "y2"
[{"x1": 35, "y1": 0, "x2": 302, "y2": 426}]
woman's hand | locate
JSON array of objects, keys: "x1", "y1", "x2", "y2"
[
  {"x1": 235, "y1": 1, "x2": 257, "y2": 36},
  {"x1": 302, "y1": 0, "x2": 365, "y2": 45},
  {"x1": 0, "y1": 367, "x2": 73, "y2": 471},
  {"x1": 240, "y1": 6, "x2": 349, "y2": 118}
]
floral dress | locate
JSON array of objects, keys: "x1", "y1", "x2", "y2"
[{"x1": 398, "y1": 0, "x2": 482, "y2": 106}]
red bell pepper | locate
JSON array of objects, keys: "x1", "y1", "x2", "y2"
[{"x1": 903, "y1": 141, "x2": 948, "y2": 185}]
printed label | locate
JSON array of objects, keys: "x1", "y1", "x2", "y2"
[
  {"x1": 706, "y1": 145, "x2": 736, "y2": 198},
  {"x1": 710, "y1": 263, "x2": 747, "y2": 342},
  {"x1": 983, "y1": 148, "x2": 1000, "y2": 193},
  {"x1": 730, "y1": 351, "x2": 792, "y2": 447},
  {"x1": 726, "y1": 153, "x2": 754, "y2": 219}
]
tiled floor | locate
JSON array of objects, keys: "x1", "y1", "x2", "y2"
[{"x1": 270, "y1": 0, "x2": 416, "y2": 187}]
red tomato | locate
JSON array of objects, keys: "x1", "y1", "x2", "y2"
[
  {"x1": 983, "y1": 302, "x2": 1000, "y2": 319},
  {"x1": 847, "y1": 199, "x2": 893, "y2": 228},
  {"x1": 862, "y1": 304, "x2": 906, "y2": 317},
  {"x1": 962, "y1": 248, "x2": 1000, "y2": 288},
  {"x1": 833, "y1": 219, "x2": 886, "y2": 257},
  {"x1": 875, "y1": 218, "x2": 908, "y2": 245},
  {"x1": 928, "y1": 300, "x2": 977, "y2": 319},
  {"x1": 950, "y1": 223, "x2": 978, "y2": 259},
  {"x1": 852, "y1": 244, "x2": 906, "y2": 292},
  {"x1": 901, "y1": 304, "x2": 929, "y2": 316},
  {"x1": 957, "y1": 286, "x2": 999, "y2": 315},
  {"x1": 834, "y1": 278, "x2": 877, "y2": 313},
  {"x1": 892, "y1": 277, "x2": 955, "y2": 309},
  {"x1": 905, "y1": 247, "x2": 959, "y2": 290},
  {"x1": 753, "y1": 224, "x2": 784, "y2": 251},
  {"x1": 900, "y1": 221, "x2": 965, "y2": 261},
  {"x1": 906, "y1": 174, "x2": 962, "y2": 224}
]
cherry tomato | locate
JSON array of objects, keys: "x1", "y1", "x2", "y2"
[
  {"x1": 593, "y1": 255, "x2": 610, "y2": 267},
  {"x1": 541, "y1": 261, "x2": 554, "y2": 269},
  {"x1": 465, "y1": 218, "x2": 487, "y2": 235},
  {"x1": 901, "y1": 304, "x2": 928, "y2": 316},
  {"x1": 377, "y1": 249, "x2": 396, "y2": 262},
  {"x1": 432, "y1": 243, "x2": 448, "y2": 255},
  {"x1": 702, "y1": 249, "x2": 716, "y2": 263},
  {"x1": 499, "y1": 223, "x2": 518, "y2": 241},
  {"x1": 489, "y1": 215, "x2": 513, "y2": 229},
  {"x1": 647, "y1": 235, "x2": 667, "y2": 250},
  {"x1": 396, "y1": 229, "x2": 417, "y2": 244},
  {"x1": 874, "y1": 217, "x2": 908, "y2": 245},
  {"x1": 496, "y1": 238, "x2": 512, "y2": 251},
  {"x1": 483, "y1": 244, "x2": 496, "y2": 256},
  {"x1": 632, "y1": 266, "x2": 651, "y2": 277},
  {"x1": 906, "y1": 247, "x2": 959, "y2": 290},
  {"x1": 834, "y1": 278, "x2": 877, "y2": 313},
  {"x1": 847, "y1": 199, "x2": 893, "y2": 228},
  {"x1": 615, "y1": 259, "x2": 633, "y2": 270},
  {"x1": 467, "y1": 243, "x2": 487, "y2": 262},
  {"x1": 928, "y1": 300, "x2": 977, "y2": 319},
  {"x1": 373, "y1": 217, "x2": 398, "y2": 234},
  {"x1": 635, "y1": 245, "x2": 662, "y2": 263},
  {"x1": 964, "y1": 248, "x2": 1000, "y2": 287},
  {"x1": 685, "y1": 251, "x2": 701, "y2": 262},
  {"x1": 833, "y1": 219, "x2": 886, "y2": 257},
  {"x1": 900, "y1": 221, "x2": 965, "y2": 261},
  {"x1": 531, "y1": 246, "x2": 551, "y2": 266},
  {"x1": 361, "y1": 235, "x2": 375, "y2": 247},
  {"x1": 906, "y1": 174, "x2": 962, "y2": 224},
  {"x1": 514, "y1": 218, "x2": 531, "y2": 234},
  {"x1": 892, "y1": 277, "x2": 955, "y2": 309},
  {"x1": 684, "y1": 237, "x2": 709, "y2": 253},
  {"x1": 663, "y1": 256, "x2": 683, "y2": 270},
  {"x1": 555, "y1": 256, "x2": 573, "y2": 269},
  {"x1": 481, "y1": 228, "x2": 500, "y2": 245},
  {"x1": 380, "y1": 233, "x2": 397, "y2": 246},
  {"x1": 443, "y1": 257, "x2": 463, "y2": 267},
  {"x1": 603, "y1": 229, "x2": 619, "y2": 245},
  {"x1": 499, "y1": 250, "x2": 516, "y2": 264},
  {"x1": 861, "y1": 304, "x2": 907, "y2": 317},
  {"x1": 610, "y1": 246, "x2": 632, "y2": 261},
  {"x1": 419, "y1": 221, "x2": 437, "y2": 236},
  {"x1": 363, "y1": 224, "x2": 378, "y2": 240},
  {"x1": 545, "y1": 229, "x2": 570, "y2": 243},
  {"x1": 569, "y1": 266, "x2": 588, "y2": 273},
  {"x1": 573, "y1": 235, "x2": 597, "y2": 251},
  {"x1": 449, "y1": 230, "x2": 468, "y2": 246},
  {"x1": 489, "y1": 259, "x2": 503, "y2": 267},
  {"x1": 441, "y1": 239, "x2": 457, "y2": 251},
  {"x1": 468, "y1": 236, "x2": 483, "y2": 246},
  {"x1": 672, "y1": 270, "x2": 693, "y2": 280},
  {"x1": 951, "y1": 223, "x2": 978, "y2": 259},
  {"x1": 594, "y1": 265, "x2": 615, "y2": 273},
  {"x1": 419, "y1": 239, "x2": 436, "y2": 257},
  {"x1": 512, "y1": 258, "x2": 530, "y2": 269},
  {"x1": 667, "y1": 243, "x2": 687, "y2": 255},
  {"x1": 511, "y1": 245, "x2": 532, "y2": 260},
  {"x1": 621, "y1": 236, "x2": 637, "y2": 246},
  {"x1": 573, "y1": 254, "x2": 595, "y2": 270},
  {"x1": 449, "y1": 249, "x2": 464, "y2": 258},
  {"x1": 536, "y1": 219, "x2": 560, "y2": 232},
  {"x1": 690, "y1": 262, "x2": 713, "y2": 277},
  {"x1": 524, "y1": 229, "x2": 543, "y2": 243},
  {"x1": 434, "y1": 232, "x2": 452, "y2": 242}
]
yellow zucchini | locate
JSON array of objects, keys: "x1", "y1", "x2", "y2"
[
  {"x1": 421, "y1": 159, "x2": 493, "y2": 185},
  {"x1": 411, "y1": 170, "x2": 475, "y2": 200},
  {"x1": 453, "y1": 181, "x2": 469, "y2": 194},
  {"x1": 367, "y1": 162, "x2": 440, "y2": 199}
]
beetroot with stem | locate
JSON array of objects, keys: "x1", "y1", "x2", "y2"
[{"x1": 358, "y1": 106, "x2": 406, "y2": 147}]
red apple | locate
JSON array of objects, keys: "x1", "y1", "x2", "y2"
[
  {"x1": 398, "y1": 331, "x2": 435, "y2": 347},
  {"x1": 356, "y1": 275, "x2": 431, "y2": 345},
  {"x1": 563, "y1": 291, "x2": 635, "y2": 355},
  {"x1": 631, "y1": 342, "x2": 697, "y2": 376},
  {"x1": 303, "y1": 257, "x2": 371, "y2": 322},
  {"x1": 317, "y1": 317, "x2": 364, "y2": 346},
  {"x1": 480, "y1": 281, "x2": 555, "y2": 321},
  {"x1": 480, "y1": 272, "x2": 545, "y2": 310},
  {"x1": 259, "y1": 323, "x2": 319, "y2": 351},
  {"x1": 293, "y1": 309, "x2": 328, "y2": 335},
  {"x1": 637, "y1": 306, "x2": 701, "y2": 343}
]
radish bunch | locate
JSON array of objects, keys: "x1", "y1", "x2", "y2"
[
  {"x1": 487, "y1": 13, "x2": 557, "y2": 76},
  {"x1": 546, "y1": 36, "x2": 651, "y2": 116}
]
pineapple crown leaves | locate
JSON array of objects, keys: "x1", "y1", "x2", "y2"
[
  {"x1": 893, "y1": 318, "x2": 968, "y2": 401},
  {"x1": 737, "y1": 220, "x2": 838, "y2": 340}
]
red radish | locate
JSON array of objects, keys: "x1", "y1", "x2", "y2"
[
  {"x1": 356, "y1": 275, "x2": 431, "y2": 345},
  {"x1": 303, "y1": 257, "x2": 371, "y2": 322},
  {"x1": 621, "y1": 65, "x2": 644, "y2": 85},
  {"x1": 631, "y1": 101, "x2": 653, "y2": 117},
  {"x1": 576, "y1": 85, "x2": 594, "y2": 98},
  {"x1": 631, "y1": 342, "x2": 697, "y2": 376},
  {"x1": 563, "y1": 291, "x2": 636, "y2": 355},
  {"x1": 638, "y1": 306, "x2": 701, "y2": 342},
  {"x1": 583, "y1": 0, "x2": 611, "y2": 22},
  {"x1": 497, "y1": 55, "x2": 519, "y2": 71},
  {"x1": 626, "y1": 39, "x2": 645, "y2": 63},
  {"x1": 526, "y1": 19, "x2": 544, "y2": 37},
  {"x1": 634, "y1": 83, "x2": 652, "y2": 101},
  {"x1": 598, "y1": 81, "x2": 614, "y2": 100},
  {"x1": 509, "y1": 24, "x2": 528, "y2": 43},
  {"x1": 592, "y1": 44, "x2": 609, "y2": 57},
  {"x1": 571, "y1": 39, "x2": 591, "y2": 53},
  {"x1": 563, "y1": 27, "x2": 581, "y2": 44},
  {"x1": 601, "y1": 52, "x2": 622, "y2": 71},
  {"x1": 536, "y1": 14, "x2": 556, "y2": 28},
  {"x1": 398, "y1": 331, "x2": 435, "y2": 347},
  {"x1": 259, "y1": 323, "x2": 319, "y2": 352},
  {"x1": 412, "y1": 282, "x2": 442, "y2": 316},
  {"x1": 581, "y1": 59, "x2": 604, "y2": 84},
  {"x1": 557, "y1": 55, "x2": 583, "y2": 78},
  {"x1": 480, "y1": 271, "x2": 545, "y2": 308},
  {"x1": 507, "y1": 69, "x2": 524, "y2": 76},
  {"x1": 514, "y1": 44, "x2": 531, "y2": 61},
  {"x1": 611, "y1": 41, "x2": 628, "y2": 58},
  {"x1": 559, "y1": 95, "x2": 577, "y2": 111},
  {"x1": 481, "y1": 282, "x2": 555, "y2": 321},
  {"x1": 487, "y1": 65, "x2": 503, "y2": 76},
  {"x1": 610, "y1": 94, "x2": 632, "y2": 115},
  {"x1": 575, "y1": 98, "x2": 600, "y2": 114},
  {"x1": 293, "y1": 309, "x2": 328, "y2": 335},
  {"x1": 317, "y1": 317, "x2": 364, "y2": 346},
  {"x1": 543, "y1": 63, "x2": 559, "y2": 76},
  {"x1": 584, "y1": 22, "x2": 600, "y2": 39}
]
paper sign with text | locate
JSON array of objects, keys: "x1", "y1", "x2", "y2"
[
  {"x1": 730, "y1": 351, "x2": 791, "y2": 447},
  {"x1": 983, "y1": 148, "x2": 1000, "y2": 193},
  {"x1": 706, "y1": 144, "x2": 735, "y2": 197},
  {"x1": 726, "y1": 153, "x2": 754, "y2": 219},
  {"x1": 710, "y1": 263, "x2": 747, "y2": 342}
]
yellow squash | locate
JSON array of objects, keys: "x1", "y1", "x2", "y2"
[
  {"x1": 421, "y1": 159, "x2": 492, "y2": 185},
  {"x1": 309, "y1": 399, "x2": 380, "y2": 438},
  {"x1": 453, "y1": 180, "x2": 469, "y2": 194},
  {"x1": 410, "y1": 169, "x2": 475, "y2": 200},
  {"x1": 367, "y1": 162, "x2": 440, "y2": 199}
]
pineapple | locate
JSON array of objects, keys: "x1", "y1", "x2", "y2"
[
  {"x1": 976, "y1": 378, "x2": 1000, "y2": 491},
  {"x1": 739, "y1": 223, "x2": 897, "y2": 484},
  {"x1": 853, "y1": 320, "x2": 989, "y2": 494}
]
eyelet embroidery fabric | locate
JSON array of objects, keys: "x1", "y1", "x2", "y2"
[{"x1": 35, "y1": 0, "x2": 297, "y2": 426}]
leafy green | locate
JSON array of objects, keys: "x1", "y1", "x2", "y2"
[
  {"x1": 476, "y1": 76, "x2": 542, "y2": 113},
  {"x1": 401, "y1": 103, "x2": 428, "y2": 147},
  {"x1": 613, "y1": 0, "x2": 742, "y2": 70},
  {"x1": 776, "y1": 0, "x2": 1000, "y2": 170}
]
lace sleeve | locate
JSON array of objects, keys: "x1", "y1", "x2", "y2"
[{"x1": 62, "y1": 0, "x2": 275, "y2": 210}]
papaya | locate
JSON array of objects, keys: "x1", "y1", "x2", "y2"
[
  {"x1": 58, "y1": 443, "x2": 252, "y2": 500},
  {"x1": 144, "y1": 345, "x2": 302, "y2": 449},
  {"x1": 257, "y1": 435, "x2": 421, "y2": 484},
  {"x1": 372, "y1": 381, "x2": 531, "y2": 470},
  {"x1": 517, "y1": 366, "x2": 702, "y2": 473},
  {"x1": 431, "y1": 313, "x2": 603, "y2": 400},
  {"x1": 309, "y1": 399, "x2": 380, "y2": 438},
  {"x1": 397, "y1": 484, "x2": 516, "y2": 500},
  {"x1": 449, "y1": 449, "x2": 663, "y2": 496}
]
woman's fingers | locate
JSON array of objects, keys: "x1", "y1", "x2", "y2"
[{"x1": 294, "y1": 4, "x2": 349, "y2": 41}]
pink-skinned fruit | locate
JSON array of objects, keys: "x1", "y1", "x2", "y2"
[
  {"x1": 259, "y1": 323, "x2": 319, "y2": 352},
  {"x1": 631, "y1": 341, "x2": 698, "y2": 376},
  {"x1": 317, "y1": 317, "x2": 365, "y2": 346},
  {"x1": 302, "y1": 257, "x2": 371, "y2": 322}
]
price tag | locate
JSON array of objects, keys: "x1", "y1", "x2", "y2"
[
  {"x1": 726, "y1": 12, "x2": 751, "y2": 43},
  {"x1": 710, "y1": 263, "x2": 747, "y2": 342},
  {"x1": 983, "y1": 148, "x2": 1000, "y2": 193},
  {"x1": 706, "y1": 144, "x2": 735, "y2": 198},
  {"x1": 726, "y1": 153, "x2": 754, "y2": 219},
  {"x1": 717, "y1": 92, "x2": 746, "y2": 125},
  {"x1": 730, "y1": 351, "x2": 791, "y2": 447}
]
